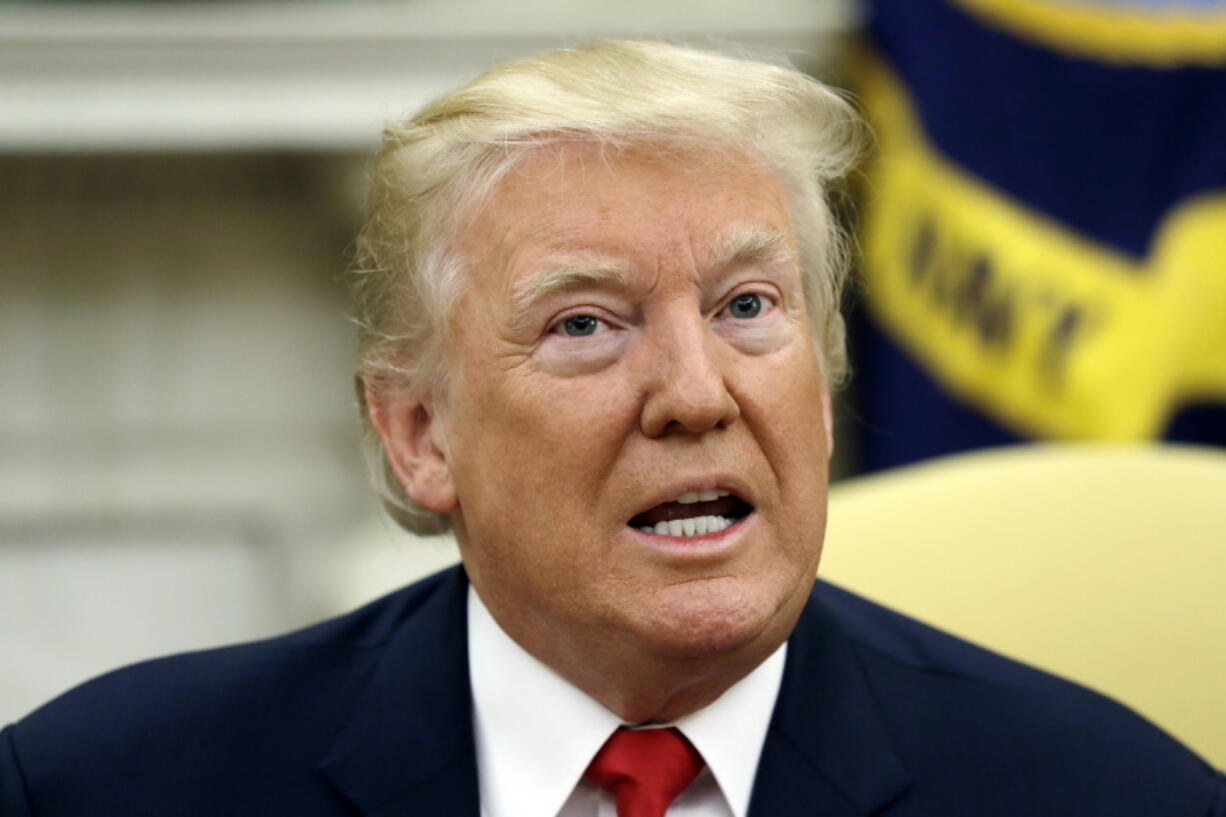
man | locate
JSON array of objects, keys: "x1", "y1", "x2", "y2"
[{"x1": 2, "y1": 40, "x2": 1222, "y2": 817}]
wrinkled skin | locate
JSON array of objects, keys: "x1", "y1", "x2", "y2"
[{"x1": 370, "y1": 143, "x2": 833, "y2": 721}]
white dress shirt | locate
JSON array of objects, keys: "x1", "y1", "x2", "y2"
[{"x1": 468, "y1": 587, "x2": 785, "y2": 817}]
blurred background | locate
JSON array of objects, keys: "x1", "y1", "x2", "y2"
[
  {"x1": 3, "y1": 0, "x2": 1224, "y2": 738},
  {"x1": 0, "y1": 0, "x2": 854, "y2": 725}
]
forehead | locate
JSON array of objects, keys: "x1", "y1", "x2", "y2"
[{"x1": 458, "y1": 143, "x2": 795, "y2": 291}]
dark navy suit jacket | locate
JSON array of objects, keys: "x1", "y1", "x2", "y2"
[{"x1": 3, "y1": 565, "x2": 1223, "y2": 816}]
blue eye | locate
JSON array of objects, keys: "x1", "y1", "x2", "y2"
[
  {"x1": 561, "y1": 314, "x2": 600, "y2": 336},
  {"x1": 728, "y1": 293, "x2": 763, "y2": 319}
]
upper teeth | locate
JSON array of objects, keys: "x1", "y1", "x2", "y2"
[
  {"x1": 633, "y1": 490, "x2": 738, "y2": 538},
  {"x1": 675, "y1": 489, "x2": 730, "y2": 504}
]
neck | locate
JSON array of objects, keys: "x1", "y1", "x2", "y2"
[
  {"x1": 567, "y1": 652, "x2": 768, "y2": 724},
  {"x1": 475, "y1": 585, "x2": 793, "y2": 724}
]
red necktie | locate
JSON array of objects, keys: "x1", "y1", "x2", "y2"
[{"x1": 584, "y1": 727, "x2": 705, "y2": 817}]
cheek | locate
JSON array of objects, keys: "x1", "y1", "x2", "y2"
[
  {"x1": 454, "y1": 367, "x2": 640, "y2": 524},
  {"x1": 745, "y1": 344, "x2": 831, "y2": 488},
  {"x1": 453, "y1": 374, "x2": 642, "y2": 615}
]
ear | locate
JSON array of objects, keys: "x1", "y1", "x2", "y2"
[
  {"x1": 364, "y1": 380, "x2": 458, "y2": 515},
  {"x1": 821, "y1": 384, "x2": 834, "y2": 460}
]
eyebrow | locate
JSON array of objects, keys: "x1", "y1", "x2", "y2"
[
  {"x1": 510, "y1": 257, "x2": 635, "y2": 332},
  {"x1": 706, "y1": 227, "x2": 792, "y2": 271},
  {"x1": 508, "y1": 226, "x2": 792, "y2": 332}
]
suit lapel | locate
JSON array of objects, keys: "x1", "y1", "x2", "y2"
[
  {"x1": 749, "y1": 583, "x2": 913, "y2": 816},
  {"x1": 316, "y1": 570, "x2": 911, "y2": 817},
  {"x1": 319, "y1": 566, "x2": 480, "y2": 817}
]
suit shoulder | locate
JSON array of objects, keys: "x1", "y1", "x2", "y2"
[
  {"x1": 814, "y1": 578, "x2": 1088, "y2": 688},
  {"x1": 4, "y1": 567, "x2": 462, "y2": 815},
  {"x1": 17, "y1": 566, "x2": 452, "y2": 725},
  {"x1": 814, "y1": 580, "x2": 1223, "y2": 815},
  {"x1": 15, "y1": 564, "x2": 456, "y2": 726}
]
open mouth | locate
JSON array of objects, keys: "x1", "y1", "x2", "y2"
[{"x1": 628, "y1": 489, "x2": 754, "y2": 538}]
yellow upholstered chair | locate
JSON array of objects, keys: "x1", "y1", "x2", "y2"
[{"x1": 821, "y1": 444, "x2": 1226, "y2": 767}]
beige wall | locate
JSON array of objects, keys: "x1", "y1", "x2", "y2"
[{"x1": 0, "y1": 154, "x2": 409, "y2": 721}]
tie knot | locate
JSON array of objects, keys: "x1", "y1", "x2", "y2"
[{"x1": 584, "y1": 727, "x2": 705, "y2": 817}]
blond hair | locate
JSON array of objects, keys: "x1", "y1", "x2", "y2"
[{"x1": 352, "y1": 39, "x2": 865, "y2": 534}]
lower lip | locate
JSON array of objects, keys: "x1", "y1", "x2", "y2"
[{"x1": 625, "y1": 512, "x2": 754, "y2": 553}]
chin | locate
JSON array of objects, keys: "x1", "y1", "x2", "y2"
[{"x1": 639, "y1": 575, "x2": 791, "y2": 659}]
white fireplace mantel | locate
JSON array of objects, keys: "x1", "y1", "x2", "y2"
[{"x1": 0, "y1": 0, "x2": 855, "y2": 152}]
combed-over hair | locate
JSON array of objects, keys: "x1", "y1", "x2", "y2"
[{"x1": 351, "y1": 39, "x2": 866, "y2": 534}]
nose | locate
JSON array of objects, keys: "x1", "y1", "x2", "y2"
[{"x1": 638, "y1": 308, "x2": 741, "y2": 438}]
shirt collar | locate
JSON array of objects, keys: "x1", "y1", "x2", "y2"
[
  {"x1": 675, "y1": 639, "x2": 785, "y2": 817},
  {"x1": 467, "y1": 585, "x2": 785, "y2": 817}
]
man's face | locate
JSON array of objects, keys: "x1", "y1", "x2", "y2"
[{"x1": 438, "y1": 144, "x2": 831, "y2": 673}]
